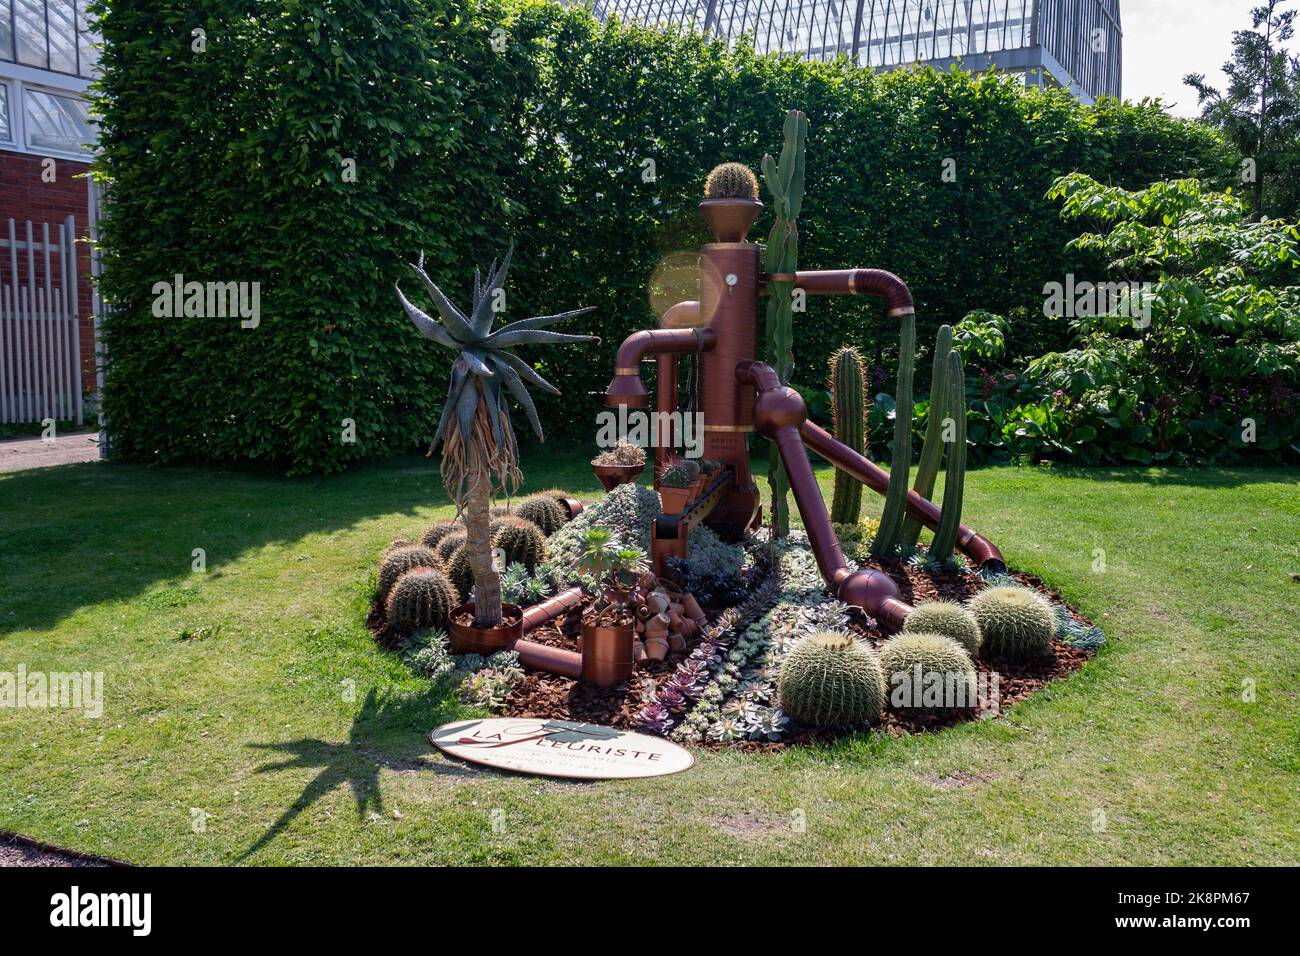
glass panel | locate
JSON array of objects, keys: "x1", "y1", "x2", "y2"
[
  {"x1": 0, "y1": 84, "x2": 11, "y2": 142},
  {"x1": 48, "y1": 0, "x2": 77, "y2": 74},
  {"x1": 15, "y1": 0, "x2": 47, "y2": 68},
  {"x1": 1, "y1": 0, "x2": 13, "y2": 63},
  {"x1": 77, "y1": 0, "x2": 99, "y2": 77},
  {"x1": 24, "y1": 86, "x2": 93, "y2": 153}
]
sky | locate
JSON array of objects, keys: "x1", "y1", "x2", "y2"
[{"x1": 1121, "y1": 0, "x2": 1281, "y2": 116}]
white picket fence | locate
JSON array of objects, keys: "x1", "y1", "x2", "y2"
[{"x1": 0, "y1": 216, "x2": 84, "y2": 426}]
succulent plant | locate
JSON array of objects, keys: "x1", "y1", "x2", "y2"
[
  {"x1": 872, "y1": 309, "x2": 916, "y2": 556},
  {"x1": 903, "y1": 600, "x2": 981, "y2": 657},
  {"x1": 433, "y1": 530, "x2": 468, "y2": 566},
  {"x1": 385, "y1": 568, "x2": 460, "y2": 634},
  {"x1": 493, "y1": 516, "x2": 547, "y2": 570},
  {"x1": 901, "y1": 325, "x2": 953, "y2": 549},
  {"x1": 658, "y1": 458, "x2": 700, "y2": 488},
  {"x1": 878, "y1": 631, "x2": 977, "y2": 712},
  {"x1": 418, "y1": 521, "x2": 461, "y2": 551},
  {"x1": 749, "y1": 707, "x2": 789, "y2": 741},
  {"x1": 928, "y1": 349, "x2": 967, "y2": 564},
  {"x1": 636, "y1": 701, "x2": 674, "y2": 736},
  {"x1": 592, "y1": 439, "x2": 647, "y2": 468},
  {"x1": 396, "y1": 243, "x2": 597, "y2": 626},
  {"x1": 829, "y1": 345, "x2": 867, "y2": 525},
  {"x1": 968, "y1": 585, "x2": 1056, "y2": 660},
  {"x1": 777, "y1": 631, "x2": 885, "y2": 728},
  {"x1": 704, "y1": 162, "x2": 759, "y2": 201},
  {"x1": 377, "y1": 545, "x2": 440, "y2": 601},
  {"x1": 513, "y1": 493, "x2": 568, "y2": 536},
  {"x1": 444, "y1": 545, "x2": 476, "y2": 599}
]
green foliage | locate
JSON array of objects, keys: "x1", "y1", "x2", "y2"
[
  {"x1": 514, "y1": 493, "x2": 568, "y2": 536},
  {"x1": 968, "y1": 585, "x2": 1056, "y2": 660},
  {"x1": 903, "y1": 601, "x2": 981, "y2": 657},
  {"x1": 832, "y1": 518, "x2": 882, "y2": 563},
  {"x1": 878, "y1": 632, "x2": 977, "y2": 712},
  {"x1": 419, "y1": 522, "x2": 461, "y2": 551},
  {"x1": 377, "y1": 546, "x2": 439, "y2": 601},
  {"x1": 829, "y1": 346, "x2": 867, "y2": 524},
  {"x1": 385, "y1": 567, "x2": 459, "y2": 634},
  {"x1": 777, "y1": 632, "x2": 885, "y2": 728},
  {"x1": 901, "y1": 326, "x2": 951, "y2": 548},
  {"x1": 547, "y1": 481, "x2": 661, "y2": 571},
  {"x1": 492, "y1": 518, "x2": 547, "y2": 570},
  {"x1": 704, "y1": 162, "x2": 759, "y2": 200},
  {"x1": 93, "y1": 1, "x2": 1236, "y2": 473},
  {"x1": 872, "y1": 311, "x2": 915, "y2": 556},
  {"x1": 500, "y1": 561, "x2": 554, "y2": 607}
]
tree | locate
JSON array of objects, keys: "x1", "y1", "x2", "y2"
[
  {"x1": 396, "y1": 248, "x2": 596, "y2": 626},
  {"x1": 1185, "y1": 0, "x2": 1300, "y2": 219}
]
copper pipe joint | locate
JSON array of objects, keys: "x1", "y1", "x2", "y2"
[
  {"x1": 795, "y1": 268, "x2": 915, "y2": 315},
  {"x1": 661, "y1": 300, "x2": 701, "y2": 328},
  {"x1": 516, "y1": 639, "x2": 582, "y2": 679},
  {"x1": 521, "y1": 587, "x2": 584, "y2": 633},
  {"x1": 605, "y1": 327, "x2": 717, "y2": 408}
]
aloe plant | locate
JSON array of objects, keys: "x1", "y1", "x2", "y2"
[
  {"x1": 829, "y1": 345, "x2": 867, "y2": 525},
  {"x1": 396, "y1": 246, "x2": 596, "y2": 626},
  {"x1": 900, "y1": 325, "x2": 953, "y2": 549},
  {"x1": 762, "y1": 109, "x2": 807, "y2": 538},
  {"x1": 929, "y1": 350, "x2": 967, "y2": 564}
]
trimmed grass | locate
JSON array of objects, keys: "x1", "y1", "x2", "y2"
[{"x1": 1, "y1": 454, "x2": 1297, "y2": 865}]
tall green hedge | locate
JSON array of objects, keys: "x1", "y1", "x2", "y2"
[{"x1": 92, "y1": 0, "x2": 1236, "y2": 473}]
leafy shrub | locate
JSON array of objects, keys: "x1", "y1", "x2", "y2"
[
  {"x1": 377, "y1": 546, "x2": 439, "y2": 601},
  {"x1": 777, "y1": 632, "x2": 885, "y2": 728},
  {"x1": 968, "y1": 586, "x2": 1056, "y2": 660},
  {"x1": 903, "y1": 601, "x2": 981, "y2": 657},
  {"x1": 385, "y1": 568, "x2": 459, "y2": 633},
  {"x1": 92, "y1": 1, "x2": 1234, "y2": 473},
  {"x1": 878, "y1": 632, "x2": 977, "y2": 712}
]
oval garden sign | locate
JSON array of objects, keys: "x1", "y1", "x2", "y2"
[{"x1": 430, "y1": 718, "x2": 694, "y2": 780}]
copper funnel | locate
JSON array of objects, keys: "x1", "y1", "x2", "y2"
[{"x1": 700, "y1": 199, "x2": 761, "y2": 242}]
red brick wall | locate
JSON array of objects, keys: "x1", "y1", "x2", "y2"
[{"x1": 0, "y1": 149, "x2": 96, "y2": 386}]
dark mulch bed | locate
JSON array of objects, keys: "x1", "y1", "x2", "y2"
[
  {"x1": 0, "y1": 831, "x2": 122, "y2": 867},
  {"x1": 503, "y1": 559, "x2": 1098, "y2": 746}
]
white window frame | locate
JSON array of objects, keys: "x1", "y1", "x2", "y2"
[
  {"x1": 0, "y1": 63, "x2": 93, "y2": 159},
  {"x1": 0, "y1": 78, "x2": 12, "y2": 145}
]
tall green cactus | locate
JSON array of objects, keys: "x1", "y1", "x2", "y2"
[
  {"x1": 870, "y1": 311, "x2": 916, "y2": 556},
  {"x1": 829, "y1": 346, "x2": 867, "y2": 524},
  {"x1": 900, "y1": 325, "x2": 953, "y2": 549},
  {"x1": 929, "y1": 350, "x2": 967, "y2": 563},
  {"x1": 761, "y1": 109, "x2": 807, "y2": 538}
]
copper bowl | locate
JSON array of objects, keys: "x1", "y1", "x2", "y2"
[
  {"x1": 592, "y1": 461, "x2": 645, "y2": 492},
  {"x1": 449, "y1": 602, "x2": 523, "y2": 655}
]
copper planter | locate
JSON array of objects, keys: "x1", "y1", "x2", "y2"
[
  {"x1": 580, "y1": 621, "x2": 635, "y2": 688},
  {"x1": 592, "y1": 462, "x2": 645, "y2": 492},
  {"x1": 448, "y1": 602, "x2": 523, "y2": 655}
]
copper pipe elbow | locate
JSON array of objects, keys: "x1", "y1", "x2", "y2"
[
  {"x1": 795, "y1": 268, "x2": 915, "y2": 315},
  {"x1": 605, "y1": 327, "x2": 717, "y2": 408}
]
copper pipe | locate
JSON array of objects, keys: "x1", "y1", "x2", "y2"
[
  {"x1": 654, "y1": 351, "x2": 678, "y2": 477},
  {"x1": 520, "y1": 586, "x2": 584, "y2": 633},
  {"x1": 605, "y1": 327, "x2": 717, "y2": 408},
  {"x1": 799, "y1": 421, "x2": 1006, "y2": 572},
  {"x1": 661, "y1": 300, "x2": 701, "y2": 328},
  {"x1": 515, "y1": 639, "x2": 583, "y2": 679},
  {"x1": 793, "y1": 269, "x2": 915, "y2": 315}
]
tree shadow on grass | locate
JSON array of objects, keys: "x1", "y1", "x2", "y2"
[
  {"x1": 238, "y1": 685, "x2": 475, "y2": 862},
  {"x1": 0, "y1": 451, "x2": 601, "y2": 636}
]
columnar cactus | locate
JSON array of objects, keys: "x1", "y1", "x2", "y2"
[
  {"x1": 777, "y1": 632, "x2": 885, "y2": 728},
  {"x1": 829, "y1": 345, "x2": 867, "y2": 525},
  {"x1": 929, "y1": 350, "x2": 967, "y2": 564},
  {"x1": 493, "y1": 517, "x2": 547, "y2": 570},
  {"x1": 419, "y1": 521, "x2": 460, "y2": 551},
  {"x1": 967, "y1": 586, "x2": 1056, "y2": 660},
  {"x1": 762, "y1": 109, "x2": 807, "y2": 538},
  {"x1": 878, "y1": 632, "x2": 977, "y2": 712},
  {"x1": 871, "y1": 310, "x2": 916, "y2": 556},
  {"x1": 514, "y1": 493, "x2": 568, "y2": 536},
  {"x1": 377, "y1": 545, "x2": 440, "y2": 601},
  {"x1": 901, "y1": 325, "x2": 953, "y2": 549},
  {"x1": 902, "y1": 600, "x2": 981, "y2": 657},
  {"x1": 385, "y1": 567, "x2": 460, "y2": 634},
  {"x1": 704, "y1": 162, "x2": 760, "y2": 200}
]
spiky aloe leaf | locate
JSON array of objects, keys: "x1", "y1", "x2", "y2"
[
  {"x1": 493, "y1": 306, "x2": 596, "y2": 337},
  {"x1": 492, "y1": 355, "x2": 545, "y2": 441},
  {"x1": 470, "y1": 244, "x2": 513, "y2": 336},
  {"x1": 408, "y1": 261, "x2": 477, "y2": 344},
  {"x1": 487, "y1": 328, "x2": 599, "y2": 349},
  {"x1": 489, "y1": 349, "x2": 560, "y2": 396},
  {"x1": 395, "y1": 286, "x2": 460, "y2": 350}
]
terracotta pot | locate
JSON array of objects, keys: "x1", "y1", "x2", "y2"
[
  {"x1": 680, "y1": 592, "x2": 707, "y2": 624},
  {"x1": 553, "y1": 495, "x2": 584, "y2": 521},
  {"x1": 580, "y1": 621, "x2": 635, "y2": 688},
  {"x1": 659, "y1": 485, "x2": 691, "y2": 513},
  {"x1": 592, "y1": 461, "x2": 644, "y2": 492},
  {"x1": 449, "y1": 602, "x2": 523, "y2": 655},
  {"x1": 645, "y1": 636, "x2": 670, "y2": 661}
]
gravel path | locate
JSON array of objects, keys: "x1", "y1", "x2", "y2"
[
  {"x1": 0, "y1": 431, "x2": 102, "y2": 473},
  {"x1": 0, "y1": 832, "x2": 112, "y2": 867}
]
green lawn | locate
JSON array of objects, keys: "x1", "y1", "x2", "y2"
[{"x1": 1, "y1": 454, "x2": 1296, "y2": 865}]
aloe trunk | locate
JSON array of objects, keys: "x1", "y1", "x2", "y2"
[
  {"x1": 829, "y1": 346, "x2": 867, "y2": 524},
  {"x1": 465, "y1": 469, "x2": 502, "y2": 624},
  {"x1": 929, "y1": 350, "x2": 967, "y2": 564},
  {"x1": 870, "y1": 311, "x2": 915, "y2": 557},
  {"x1": 900, "y1": 324, "x2": 952, "y2": 549},
  {"x1": 761, "y1": 109, "x2": 807, "y2": 538}
]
